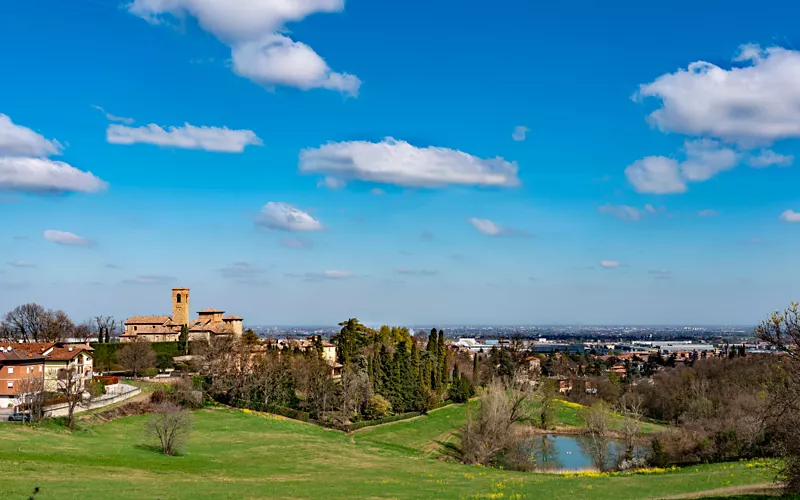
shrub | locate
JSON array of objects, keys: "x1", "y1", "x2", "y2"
[
  {"x1": 146, "y1": 402, "x2": 192, "y2": 456},
  {"x1": 365, "y1": 394, "x2": 392, "y2": 420},
  {"x1": 143, "y1": 368, "x2": 158, "y2": 377},
  {"x1": 449, "y1": 375, "x2": 474, "y2": 403},
  {"x1": 156, "y1": 354, "x2": 174, "y2": 371},
  {"x1": 89, "y1": 380, "x2": 107, "y2": 398},
  {"x1": 150, "y1": 389, "x2": 169, "y2": 405}
]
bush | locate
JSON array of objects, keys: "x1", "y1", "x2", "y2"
[
  {"x1": 156, "y1": 354, "x2": 174, "y2": 371},
  {"x1": 365, "y1": 394, "x2": 392, "y2": 420},
  {"x1": 143, "y1": 368, "x2": 158, "y2": 377},
  {"x1": 89, "y1": 380, "x2": 107, "y2": 398},
  {"x1": 347, "y1": 412, "x2": 420, "y2": 431},
  {"x1": 150, "y1": 389, "x2": 169, "y2": 405}
]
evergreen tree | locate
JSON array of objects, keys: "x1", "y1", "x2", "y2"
[
  {"x1": 427, "y1": 328, "x2": 439, "y2": 389},
  {"x1": 438, "y1": 329, "x2": 447, "y2": 387},
  {"x1": 452, "y1": 363, "x2": 459, "y2": 382},
  {"x1": 472, "y1": 353, "x2": 479, "y2": 386},
  {"x1": 178, "y1": 324, "x2": 189, "y2": 355}
]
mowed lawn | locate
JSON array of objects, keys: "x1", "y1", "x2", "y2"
[{"x1": 0, "y1": 406, "x2": 774, "y2": 500}]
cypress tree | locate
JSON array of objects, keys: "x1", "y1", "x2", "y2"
[
  {"x1": 427, "y1": 328, "x2": 438, "y2": 389},
  {"x1": 438, "y1": 329, "x2": 447, "y2": 387},
  {"x1": 452, "y1": 363, "x2": 459, "y2": 382},
  {"x1": 472, "y1": 353, "x2": 479, "y2": 385}
]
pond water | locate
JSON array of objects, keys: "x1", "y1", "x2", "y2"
[{"x1": 527, "y1": 434, "x2": 644, "y2": 471}]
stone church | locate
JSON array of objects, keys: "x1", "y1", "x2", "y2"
[{"x1": 121, "y1": 288, "x2": 243, "y2": 343}]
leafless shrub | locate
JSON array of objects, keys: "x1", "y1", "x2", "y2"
[{"x1": 146, "y1": 402, "x2": 192, "y2": 456}]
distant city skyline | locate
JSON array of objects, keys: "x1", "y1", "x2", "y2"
[{"x1": 2, "y1": 0, "x2": 800, "y2": 325}]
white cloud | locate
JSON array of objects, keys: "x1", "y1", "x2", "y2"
[
  {"x1": 128, "y1": 0, "x2": 358, "y2": 95},
  {"x1": 679, "y1": 139, "x2": 739, "y2": 181},
  {"x1": 91, "y1": 105, "x2": 135, "y2": 124},
  {"x1": 0, "y1": 114, "x2": 62, "y2": 157},
  {"x1": 300, "y1": 137, "x2": 520, "y2": 188},
  {"x1": 8, "y1": 260, "x2": 35, "y2": 268},
  {"x1": 636, "y1": 45, "x2": 800, "y2": 146},
  {"x1": 512, "y1": 126, "x2": 529, "y2": 141},
  {"x1": 43, "y1": 230, "x2": 93, "y2": 247},
  {"x1": 749, "y1": 149, "x2": 794, "y2": 168},
  {"x1": 779, "y1": 210, "x2": 800, "y2": 223},
  {"x1": 625, "y1": 140, "x2": 739, "y2": 194},
  {"x1": 0, "y1": 157, "x2": 107, "y2": 195},
  {"x1": 317, "y1": 176, "x2": 345, "y2": 189},
  {"x1": 107, "y1": 123, "x2": 262, "y2": 153},
  {"x1": 625, "y1": 156, "x2": 686, "y2": 194},
  {"x1": 600, "y1": 260, "x2": 621, "y2": 269},
  {"x1": 256, "y1": 202, "x2": 323, "y2": 232},
  {"x1": 232, "y1": 35, "x2": 360, "y2": 96},
  {"x1": 598, "y1": 203, "x2": 641, "y2": 221},
  {"x1": 698, "y1": 209, "x2": 718, "y2": 217},
  {"x1": 468, "y1": 218, "x2": 503, "y2": 236}
]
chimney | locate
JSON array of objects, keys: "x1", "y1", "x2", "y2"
[{"x1": 68, "y1": 347, "x2": 73, "y2": 352}]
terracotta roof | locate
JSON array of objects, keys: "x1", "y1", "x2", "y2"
[
  {"x1": 198, "y1": 308, "x2": 224, "y2": 314},
  {"x1": 44, "y1": 346, "x2": 93, "y2": 362},
  {"x1": 0, "y1": 349, "x2": 46, "y2": 363},
  {"x1": 125, "y1": 315, "x2": 170, "y2": 325},
  {"x1": 5, "y1": 342, "x2": 56, "y2": 355},
  {"x1": 223, "y1": 315, "x2": 242, "y2": 320}
]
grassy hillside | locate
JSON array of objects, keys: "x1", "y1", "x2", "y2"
[{"x1": 0, "y1": 407, "x2": 772, "y2": 500}]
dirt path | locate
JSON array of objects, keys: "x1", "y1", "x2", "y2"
[{"x1": 655, "y1": 482, "x2": 780, "y2": 499}]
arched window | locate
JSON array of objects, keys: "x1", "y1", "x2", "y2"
[{"x1": 177, "y1": 293, "x2": 182, "y2": 303}]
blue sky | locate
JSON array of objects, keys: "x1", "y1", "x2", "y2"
[{"x1": 2, "y1": 0, "x2": 800, "y2": 326}]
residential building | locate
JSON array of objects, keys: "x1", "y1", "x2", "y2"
[
  {"x1": 0, "y1": 347, "x2": 45, "y2": 408},
  {"x1": 8, "y1": 342, "x2": 94, "y2": 392}
]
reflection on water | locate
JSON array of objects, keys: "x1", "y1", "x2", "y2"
[{"x1": 526, "y1": 434, "x2": 646, "y2": 471}]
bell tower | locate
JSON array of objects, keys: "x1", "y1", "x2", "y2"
[{"x1": 172, "y1": 288, "x2": 190, "y2": 326}]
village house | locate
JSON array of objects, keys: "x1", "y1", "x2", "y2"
[
  {"x1": 0, "y1": 347, "x2": 45, "y2": 408},
  {"x1": 8, "y1": 342, "x2": 94, "y2": 392},
  {"x1": 274, "y1": 337, "x2": 342, "y2": 378},
  {"x1": 121, "y1": 288, "x2": 243, "y2": 343}
]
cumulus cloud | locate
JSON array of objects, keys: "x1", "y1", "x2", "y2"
[
  {"x1": 317, "y1": 176, "x2": 345, "y2": 189},
  {"x1": 598, "y1": 203, "x2": 642, "y2": 221},
  {"x1": 43, "y1": 230, "x2": 94, "y2": 247},
  {"x1": 91, "y1": 105, "x2": 135, "y2": 124},
  {"x1": 749, "y1": 149, "x2": 794, "y2": 168},
  {"x1": 0, "y1": 114, "x2": 106, "y2": 195},
  {"x1": 232, "y1": 35, "x2": 360, "y2": 96},
  {"x1": 779, "y1": 210, "x2": 800, "y2": 223},
  {"x1": 0, "y1": 157, "x2": 107, "y2": 194},
  {"x1": 300, "y1": 137, "x2": 520, "y2": 188},
  {"x1": 512, "y1": 126, "x2": 529, "y2": 141},
  {"x1": 255, "y1": 202, "x2": 323, "y2": 232},
  {"x1": 599, "y1": 260, "x2": 621, "y2": 269},
  {"x1": 636, "y1": 45, "x2": 800, "y2": 146},
  {"x1": 107, "y1": 123, "x2": 262, "y2": 153},
  {"x1": 625, "y1": 156, "x2": 686, "y2": 194},
  {"x1": 8, "y1": 260, "x2": 35, "y2": 268},
  {"x1": 128, "y1": 0, "x2": 359, "y2": 95},
  {"x1": 698, "y1": 209, "x2": 718, "y2": 217},
  {"x1": 625, "y1": 140, "x2": 739, "y2": 194},
  {"x1": 0, "y1": 114, "x2": 62, "y2": 157}
]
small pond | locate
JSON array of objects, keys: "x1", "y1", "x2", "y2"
[{"x1": 526, "y1": 434, "x2": 646, "y2": 471}]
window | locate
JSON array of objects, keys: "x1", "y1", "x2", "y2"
[
  {"x1": 7, "y1": 367, "x2": 13, "y2": 374},
  {"x1": 7, "y1": 382, "x2": 12, "y2": 389},
  {"x1": 134, "y1": 326, "x2": 137, "y2": 331},
  {"x1": 177, "y1": 293, "x2": 182, "y2": 303}
]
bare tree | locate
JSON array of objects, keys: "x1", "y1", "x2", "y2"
[
  {"x1": 756, "y1": 302, "x2": 800, "y2": 494},
  {"x1": 618, "y1": 392, "x2": 644, "y2": 465},
  {"x1": 94, "y1": 316, "x2": 117, "y2": 344},
  {"x1": 57, "y1": 366, "x2": 92, "y2": 429},
  {"x1": 118, "y1": 339, "x2": 156, "y2": 377},
  {"x1": 461, "y1": 377, "x2": 535, "y2": 466},
  {"x1": 16, "y1": 376, "x2": 46, "y2": 423},
  {"x1": 341, "y1": 360, "x2": 371, "y2": 420},
  {"x1": 41, "y1": 310, "x2": 74, "y2": 342},
  {"x1": 72, "y1": 322, "x2": 94, "y2": 343},
  {"x1": 146, "y1": 402, "x2": 193, "y2": 455},
  {"x1": 1, "y1": 304, "x2": 48, "y2": 342},
  {"x1": 579, "y1": 401, "x2": 612, "y2": 471}
]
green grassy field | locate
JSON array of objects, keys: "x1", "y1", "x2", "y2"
[{"x1": 0, "y1": 405, "x2": 775, "y2": 500}]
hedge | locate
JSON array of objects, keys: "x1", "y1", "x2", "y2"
[{"x1": 231, "y1": 399, "x2": 310, "y2": 422}]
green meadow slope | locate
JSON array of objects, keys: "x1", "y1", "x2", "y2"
[{"x1": 0, "y1": 406, "x2": 773, "y2": 500}]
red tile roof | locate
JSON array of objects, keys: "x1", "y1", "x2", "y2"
[
  {"x1": 125, "y1": 315, "x2": 170, "y2": 325},
  {"x1": 46, "y1": 346, "x2": 93, "y2": 361}
]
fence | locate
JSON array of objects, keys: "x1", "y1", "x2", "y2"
[{"x1": 43, "y1": 384, "x2": 141, "y2": 418}]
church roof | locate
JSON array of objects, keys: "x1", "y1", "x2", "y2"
[
  {"x1": 223, "y1": 315, "x2": 242, "y2": 321},
  {"x1": 125, "y1": 315, "x2": 170, "y2": 325},
  {"x1": 198, "y1": 308, "x2": 224, "y2": 314}
]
